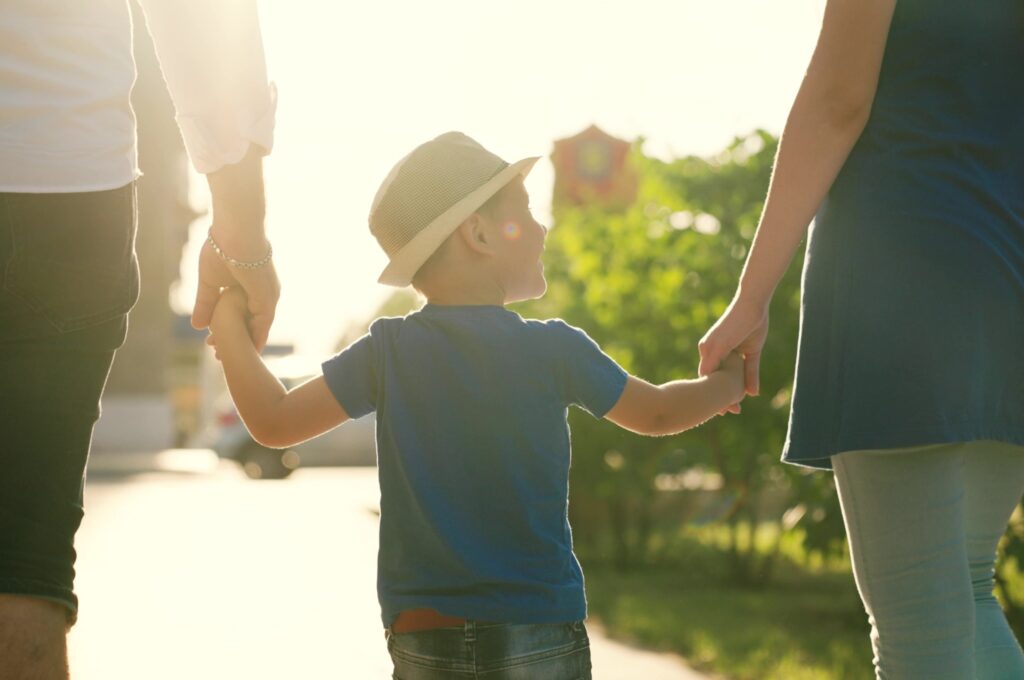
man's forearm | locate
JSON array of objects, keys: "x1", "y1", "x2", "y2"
[{"x1": 206, "y1": 145, "x2": 268, "y2": 256}]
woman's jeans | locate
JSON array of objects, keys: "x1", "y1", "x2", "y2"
[
  {"x1": 0, "y1": 185, "x2": 138, "y2": 624},
  {"x1": 387, "y1": 620, "x2": 592, "y2": 679},
  {"x1": 833, "y1": 441, "x2": 1024, "y2": 679}
]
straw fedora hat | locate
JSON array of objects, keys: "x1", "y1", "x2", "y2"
[{"x1": 370, "y1": 132, "x2": 540, "y2": 287}]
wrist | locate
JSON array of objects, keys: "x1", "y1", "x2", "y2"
[
  {"x1": 709, "y1": 370, "x2": 744, "y2": 405},
  {"x1": 207, "y1": 228, "x2": 273, "y2": 270},
  {"x1": 734, "y1": 282, "x2": 773, "y2": 316},
  {"x1": 211, "y1": 309, "x2": 247, "y2": 336}
]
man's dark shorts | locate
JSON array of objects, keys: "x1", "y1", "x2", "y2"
[{"x1": 0, "y1": 184, "x2": 139, "y2": 625}]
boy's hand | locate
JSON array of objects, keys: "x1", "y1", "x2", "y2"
[
  {"x1": 210, "y1": 286, "x2": 249, "y2": 330},
  {"x1": 208, "y1": 287, "x2": 251, "y2": 358},
  {"x1": 717, "y1": 351, "x2": 746, "y2": 414}
]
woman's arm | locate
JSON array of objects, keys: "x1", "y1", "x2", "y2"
[
  {"x1": 698, "y1": 0, "x2": 897, "y2": 393},
  {"x1": 210, "y1": 289, "x2": 349, "y2": 449}
]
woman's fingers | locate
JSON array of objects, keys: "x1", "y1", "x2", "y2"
[{"x1": 698, "y1": 334, "x2": 724, "y2": 377}]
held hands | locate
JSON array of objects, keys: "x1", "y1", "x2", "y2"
[
  {"x1": 699, "y1": 295, "x2": 771, "y2": 414},
  {"x1": 190, "y1": 146, "x2": 280, "y2": 352},
  {"x1": 207, "y1": 286, "x2": 251, "y2": 359},
  {"x1": 192, "y1": 238, "x2": 280, "y2": 351},
  {"x1": 717, "y1": 351, "x2": 747, "y2": 406}
]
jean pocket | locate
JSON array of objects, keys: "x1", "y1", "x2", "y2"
[{"x1": 2, "y1": 185, "x2": 140, "y2": 333}]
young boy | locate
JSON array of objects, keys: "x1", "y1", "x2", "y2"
[{"x1": 208, "y1": 131, "x2": 745, "y2": 678}]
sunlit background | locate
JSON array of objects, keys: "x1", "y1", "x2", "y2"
[
  {"x1": 174, "y1": 0, "x2": 825, "y2": 356},
  {"x1": 67, "y1": 3, "x2": 867, "y2": 678}
]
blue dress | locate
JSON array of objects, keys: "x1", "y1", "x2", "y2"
[{"x1": 782, "y1": 0, "x2": 1024, "y2": 469}]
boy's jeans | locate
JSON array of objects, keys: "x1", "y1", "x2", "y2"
[
  {"x1": 833, "y1": 441, "x2": 1024, "y2": 679},
  {"x1": 387, "y1": 620, "x2": 592, "y2": 679}
]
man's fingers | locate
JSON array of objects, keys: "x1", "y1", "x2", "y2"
[{"x1": 744, "y1": 352, "x2": 761, "y2": 396}]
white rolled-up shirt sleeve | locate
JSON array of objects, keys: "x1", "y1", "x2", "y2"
[{"x1": 135, "y1": 0, "x2": 276, "y2": 174}]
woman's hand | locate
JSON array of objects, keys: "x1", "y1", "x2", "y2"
[{"x1": 699, "y1": 296, "x2": 770, "y2": 399}]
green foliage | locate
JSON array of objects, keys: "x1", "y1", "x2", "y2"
[
  {"x1": 516, "y1": 131, "x2": 845, "y2": 579},
  {"x1": 584, "y1": 560, "x2": 873, "y2": 680},
  {"x1": 996, "y1": 503, "x2": 1024, "y2": 638}
]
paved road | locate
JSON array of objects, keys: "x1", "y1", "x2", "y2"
[{"x1": 68, "y1": 451, "x2": 709, "y2": 679}]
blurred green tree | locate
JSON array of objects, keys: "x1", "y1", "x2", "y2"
[{"x1": 516, "y1": 131, "x2": 845, "y2": 581}]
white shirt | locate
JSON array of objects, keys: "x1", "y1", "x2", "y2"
[{"x1": 0, "y1": 0, "x2": 276, "y2": 193}]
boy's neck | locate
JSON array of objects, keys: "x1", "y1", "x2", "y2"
[
  {"x1": 425, "y1": 289, "x2": 506, "y2": 307},
  {"x1": 420, "y1": 270, "x2": 508, "y2": 307}
]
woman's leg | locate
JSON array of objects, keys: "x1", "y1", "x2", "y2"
[
  {"x1": 833, "y1": 444, "x2": 975, "y2": 679},
  {"x1": 963, "y1": 441, "x2": 1024, "y2": 679}
]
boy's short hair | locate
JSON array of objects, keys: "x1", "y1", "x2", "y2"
[{"x1": 369, "y1": 132, "x2": 539, "y2": 288}]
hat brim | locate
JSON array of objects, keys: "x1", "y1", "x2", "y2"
[{"x1": 377, "y1": 156, "x2": 541, "y2": 287}]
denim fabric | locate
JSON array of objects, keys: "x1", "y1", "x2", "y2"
[
  {"x1": 833, "y1": 441, "x2": 1024, "y2": 679},
  {"x1": 0, "y1": 184, "x2": 138, "y2": 623},
  {"x1": 387, "y1": 620, "x2": 592, "y2": 679}
]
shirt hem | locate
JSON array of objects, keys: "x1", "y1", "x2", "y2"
[
  {"x1": 782, "y1": 424, "x2": 1024, "y2": 471},
  {"x1": 0, "y1": 171, "x2": 141, "y2": 194},
  {"x1": 381, "y1": 598, "x2": 586, "y2": 628}
]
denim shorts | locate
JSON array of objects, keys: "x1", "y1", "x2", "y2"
[
  {"x1": 387, "y1": 620, "x2": 592, "y2": 679},
  {"x1": 0, "y1": 184, "x2": 138, "y2": 624}
]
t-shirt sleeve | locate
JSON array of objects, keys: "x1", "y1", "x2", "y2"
[
  {"x1": 321, "y1": 330, "x2": 378, "y2": 419},
  {"x1": 549, "y1": 320, "x2": 628, "y2": 418}
]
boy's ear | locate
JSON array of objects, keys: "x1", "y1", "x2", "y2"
[{"x1": 456, "y1": 213, "x2": 495, "y2": 256}]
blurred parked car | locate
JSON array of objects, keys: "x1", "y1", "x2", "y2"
[{"x1": 211, "y1": 375, "x2": 376, "y2": 480}]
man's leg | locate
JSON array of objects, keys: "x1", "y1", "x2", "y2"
[
  {"x1": 0, "y1": 187, "x2": 137, "y2": 676},
  {"x1": 0, "y1": 595, "x2": 69, "y2": 680}
]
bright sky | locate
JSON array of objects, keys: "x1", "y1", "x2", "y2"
[{"x1": 173, "y1": 0, "x2": 826, "y2": 355}]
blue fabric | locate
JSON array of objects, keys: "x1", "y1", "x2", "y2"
[
  {"x1": 322, "y1": 304, "x2": 627, "y2": 626},
  {"x1": 783, "y1": 0, "x2": 1024, "y2": 469}
]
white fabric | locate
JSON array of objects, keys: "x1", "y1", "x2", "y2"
[{"x1": 0, "y1": 0, "x2": 275, "y2": 193}]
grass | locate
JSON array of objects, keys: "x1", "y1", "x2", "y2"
[{"x1": 581, "y1": 529, "x2": 874, "y2": 680}]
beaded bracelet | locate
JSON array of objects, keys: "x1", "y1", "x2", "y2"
[{"x1": 206, "y1": 228, "x2": 273, "y2": 269}]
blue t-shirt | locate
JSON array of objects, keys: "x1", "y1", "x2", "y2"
[{"x1": 322, "y1": 304, "x2": 628, "y2": 626}]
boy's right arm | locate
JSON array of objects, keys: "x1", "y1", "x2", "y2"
[
  {"x1": 210, "y1": 289, "x2": 349, "y2": 449},
  {"x1": 604, "y1": 353, "x2": 745, "y2": 437}
]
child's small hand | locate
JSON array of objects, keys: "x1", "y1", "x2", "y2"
[
  {"x1": 210, "y1": 287, "x2": 249, "y2": 329},
  {"x1": 208, "y1": 287, "x2": 250, "y2": 358},
  {"x1": 717, "y1": 351, "x2": 746, "y2": 413}
]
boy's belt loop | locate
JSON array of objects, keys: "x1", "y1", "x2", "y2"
[{"x1": 465, "y1": 619, "x2": 477, "y2": 643}]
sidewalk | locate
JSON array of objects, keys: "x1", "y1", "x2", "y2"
[
  {"x1": 79, "y1": 451, "x2": 712, "y2": 679},
  {"x1": 589, "y1": 621, "x2": 713, "y2": 679}
]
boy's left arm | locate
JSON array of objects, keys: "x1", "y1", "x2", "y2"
[
  {"x1": 210, "y1": 289, "x2": 349, "y2": 449},
  {"x1": 604, "y1": 353, "x2": 746, "y2": 437}
]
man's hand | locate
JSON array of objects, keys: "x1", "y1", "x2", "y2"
[
  {"x1": 190, "y1": 145, "x2": 280, "y2": 351},
  {"x1": 192, "y1": 241, "x2": 279, "y2": 351}
]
